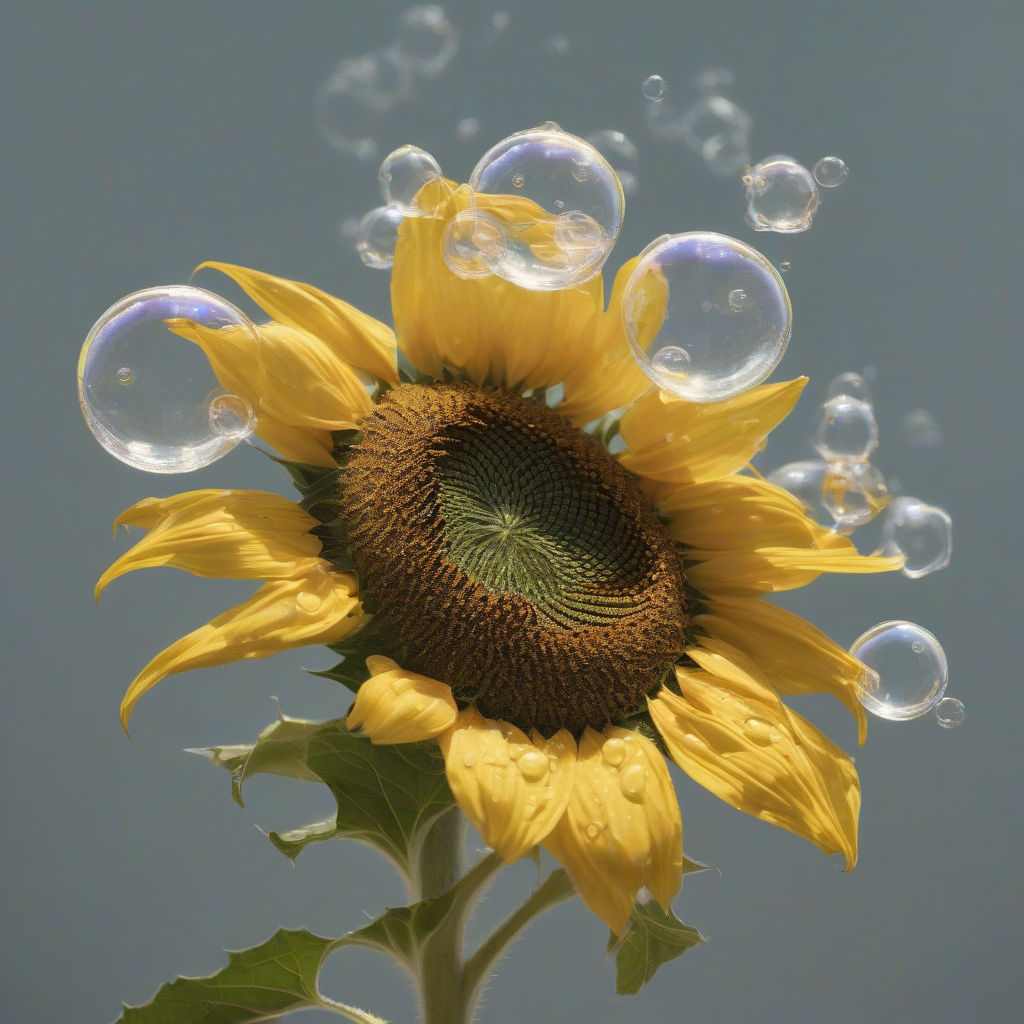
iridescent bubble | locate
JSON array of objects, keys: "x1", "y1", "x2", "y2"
[
  {"x1": 622, "y1": 232, "x2": 792, "y2": 402},
  {"x1": 810, "y1": 395, "x2": 879, "y2": 460},
  {"x1": 745, "y1": 155, "x2": 819, "y2": 233},
  {"x1": 544, "y1": 33, "x2": 570, "y2": 56},
  {"x1": 813, "y1": 156, "x2": 848, "y2": 188},
  {"x1": 822, "y1": 460, "x2": 889, "y2": 529},
  {"x1": 442, "y1": 209, "x2": 507, "y2": 279},
  {"x1": 643, "y1": 75, "x2": 668, "y2": 101},
  {"x1": 879, "y1": 497, "x2": 953, "y2": 578},
  {"x1": 585, "y1": 130, "x2": 639, "y2": 197},
  {"x1": 826, "y1": 370, "x2": 873, "y2": 406},
  {"x1": 694, "y1": 67, "x2": 735, "y2": 94},
  {"x1": 468, "y1": 126, "x2": 623, "y2": 290},
  {"x1": 901, "y1": 409, "x2": 942, "y2": 448},
  {"x1": 457, "y1": 116, "x2": 480, "y2": 142},
  {"x1": 767, "y1": 460, "x2": 830, "y2": 522},
  {"x1": 935, "y1": 697, "x2": 966, "y2": 729},
  {"x1": 850, "y1": 620, "x2": 948, "y2": 721},
  {"x1": 680, "y1": 96, "x2": 752, "y2": 177},
  {"x1": 77, "y1": 286, "x2": 258, "y2": 473},
  {"x1": 392, "y1": 6, "x2": 458, "y2": 77},
  {"x1": 379, "y1": 145, "x2": 444, "y2": 216},
  {"x1": 356, "y1": 206, "x2": 405, "y2": 269}
]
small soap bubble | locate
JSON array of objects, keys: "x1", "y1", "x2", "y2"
[
  {"x1": 727, "y1": 288, "x2": 747, "y2": 311},
  {"x1": 339, "y1": 215, "x2": 361, "y2": 250},
  {"x1": 694, "y1": 67, "x2": 735, "y2": 94},
  {"x1": 810, "y1": 395, "x2": 879, "y2": 460},
  {"x1": 442, "y1": 209, "x2": 507, "y2": 279},
  {"x1": 935, "y1": 697, "x2": 966, "y2": 729},
  {"x1": 888, "y1": 476, "x2": 902, "y2": 492},
  {"x1": 822, "y1": 460, "x2": 889, "y2": 529},
  {"x1": 851, "y1": 620, "x2": 948, "y2": 721},
  {"x1": 457, "y1": 116, "x2": 480, "y2": 142},
  {"x1": 78, "y1": 286, "x2": 259, "y2": 473},
  {"x1": 392, "y1": 5, "x2": 458, "y2": 78},
  {"x1": 826, "y1": 371, "x2": 873, "y2": 406},
  {"x1": 745, "y1": 156, "x2": 819, "y2": 233},
  {"x1": 492, "y1": 11, "x2": 511, "y2": 30},
  {"x1": 880, "y1": 497, "x2": 952, "y2": 578},
  {"x1": 813, "y1": 156, "x2": 848, "y2": 187},
  {"x1": 643, "y1": 74, "x2": 668, "y2": 101},
  {"x1": 779, "y1": 261, "x2": 792, "y2": 272},
  {"x1": 544, "y1": 33, "x2": 570, "y2": 56},
  {"x1": 862, "y1": 365, "x2": 877, "y2": 382},
  {"x1": 585, "y1": 130, "x2": 639, "y2": 197},
  {"x1": 767, "y1": 460, "x2": 831, "y2": 522},
  {"x1": 356, "y1": 206, "x2": 405, "y2": 269},
  {"x1": 623, "y1": 232, "x2": 791, "y2": 402},
  {"x1": 379, "y1": 145, "x2": 444, "y2": 216},
  {"x1": 901, "y1": 409, "x2": 942, "y2": 448},
  {"x1": 680, "y1": 96, "x2": 752, "y2": 176},
  {"x1": 468, "y1": 126, "x2": 623, "y2": 290}
]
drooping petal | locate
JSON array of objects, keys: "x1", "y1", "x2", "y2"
[
  {"x1": 252, "y1": 417, "x2": 338, "y2": 468},
  {"x1": 97, "y1": 490, "x2": 323, "y2": 599},
  {"x1": 347, "y1": 656, "x2": 458, "y2": 744},
  {"x1": 439, "y1": 707, "x2": 576, "y2": 864},
  {"x1": 196, "y1": 261, "x2": 399, "y2": 384},
  {"x1": 694, "y1": 595, "x2": 872, "y2": 744},
  {"x1": 618, "y1": 378, "x2": 807, "y2": 485},
  {"x1": 649, "y1": 664, "x2": 860, "y2": 869},
  {"x1": 120, "y1": 570, "x2": 364, "y2": 730},
  {"x1": 542, "y1": 726, "x2": 682, "y2": 935}
]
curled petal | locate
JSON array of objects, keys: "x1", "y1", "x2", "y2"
[
  {"x1": 542, "y1": 726, "x2": 682, "y2": 935},
  {"x1": 347, "y1": 657, "x2": 457, "y2": 744},
  {"x1": 439, "y1": 708, "x2": 576, "y2": 864}
]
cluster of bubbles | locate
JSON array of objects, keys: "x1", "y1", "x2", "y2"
[
  {"x1": 743, "y1": 154, "x2": 847, "y2": 233},
  {"x1": 316, "y1": 6, "x2": 459, "y2": 161}
]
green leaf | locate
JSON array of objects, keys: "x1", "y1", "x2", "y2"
[
  {"x1": 265, "y1": 817, "x2": 340, "y2": 862},
  {"x1": 607, "y1": 899, "x2": 706, "y2": 996},
  {"x1": 114, "y1": 927, "x2": 386, "y2": 1024}
]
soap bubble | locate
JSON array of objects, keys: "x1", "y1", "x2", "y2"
[
  {"x1": 767, "y1": 460, "x2": 830, "y2": 522},
  {"x1": 78, "y1": 286, "x2": 257, "y2": 473},
  {"x1": 744, "y1": 156, "x2": 819, "y2": 233},
  {"x1": 356, "y1": 206, "x2": 405, "y2": 269},
  {"x1": 492, "y1": 11, "x2": 511, "y2": 30},
  {"x1": 810, "y1": 395, "x2": 879, "y2": 460},
  {"x1": 851, "y1": 620, "x2": 948, "y2": 721},
  {"x1": 443, "y1": 209, "x2": 507, "y2": 279},
  {"x1": 585, "y1": 130, "x2": 639, "y2": 196},
  {"x1": 544, "y1": 33, "x2": 570, "y2": 56},
  {"x1": 457, "y1": 117, "x2": 480, "y2": 142},
  {"x1": 392, "y1": 6, "x2": 458, "y2": 77},
  {"x1": 813, "y1": 156, "x2": 848, "y2": 187},
  {"x1": 643, "y1": 75, "x2": 668, "y2": 101},
  {"x1": 379, "y1": 145, "x2": 444, "y2": 216},
  {"x1": 879, "y1": 497, "x2": 953, "y2": 578},
  {"x1": 468, "y1": 126, "x2": 623, "y2": 290},
  {"x1": 826, "y1": 370, "x2": 873, "y2": 406},
  {"x1": 622, "y1": 232, "x2": 791, "y2": 402},
  {"x1": 901, "y1": 409, "x2": 942, "y2": 448},
  {"x1": 339, "y1": 215, "x2": 361, "y2": 249},
  {"x1": 822, "y1": 460, "x2": 889, "y2": 529},
  {"x1": 935, "y1": 697, "x2": 966, "y2": 729},
  {"x1": 779, "y1": 261, "x2": 792, "y2": 272},
  {"x1": 680, "y1": 96, "x2": 752, "y2": 176},
  {"x1": 694, "y1": 67, "x2": 735, "y2": 94}
]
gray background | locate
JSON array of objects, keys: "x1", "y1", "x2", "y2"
[{"x1": 2, "y1": 1, "x2": 1021, "y2": 1021}]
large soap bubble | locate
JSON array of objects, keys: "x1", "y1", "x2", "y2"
[
  {"x1": 622, "y1": 232, "x2": 792, "y2": 402},
  {"x1": 585, "y1": 130, "x2": 640, "y2": 197},
  {"x1": 78, "y1": 286, "x2": 257, "y2": 473}
]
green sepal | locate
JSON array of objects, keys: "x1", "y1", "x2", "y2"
[
  {"x1": 265, "y1": 816, "x2": 340, "y2": 862},
  {"x1": 113, "y1": 927, "x2": 387, "y2": 1024},
  {"x1": 607, "y1": 899, "x2": 706, "y2": 996},
  {"x1": 315, "y1": 618, "x2": 407, "y2": 694}
]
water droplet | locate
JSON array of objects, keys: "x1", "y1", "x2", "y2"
[
  {"x1": 584, "y1": 130, "x2": 639, "y2": 197},
  {"x1": 643, "y1": 74, "x2": 668, "y2": 101},
  {"x1": 543, "y1": 33, "x2": 570, "y2": 56},
  {"x1": 468, "y1": 127, "x2": 623, "y2": 290},
  {"x1": 682, "y1": 732, "x2": 706, "y2": 752},
  {"x1": 296, "y1": 591, "x2": 322, "y2": 613},
  {"x1": 585, "y1": 821, "x2": 602, "y2": 840},
  {"x1": 679, "y1": 95, "x2": 752, "y2": 177},
  {"x1": 810, "y1": 395, "x2": 879, "y2": 460},
  {"x1": 767, "y1": 460, "x2": 830, "y2": 521},
  {"x1": 378, "y1": 145, "x2": 443, "y2": 216},
  {"x1": 462, "y1": 747, "x2": 479, "y2": 768},
  {"x1": 851, "y1": 620, "x2": 948, "y2": 721},
  {"x1": 619, "y1": 764, "x2": 647, "y2": 801},
  {"x1": 901, "y1": 409, "x2": 942, "y2": 449},
  {"x1": 813, "y1": 156, "x2": 848, "y2": 188},
  {"x1": 694, "y1": 66, "x2": 735, "y2": 94},
  {"x1": 442, "y1": 209, "x2": 507, "y2": 279},
  {"x1": 457, "y1": 116, "x2": 480, "y2": 142},
  {"x1": 742, "y1": 717, "x2": 774, "y2": 746},
  {"x1": 822, "y1": 460, "x2": 889, "y2": 529},
  {"x1": 208, "y1": 391, "x2": 256, "y2": 439},
  {"x1": 623, "y1": 232, "x2": 791, "y2": 402},
  {"x1": 935, "y1": 697, "x2": 966, "y2": 729},
  {"x1": 727, "y1": 288, "x2": 747, "y2": 312},
  {"x1": 601, "y1": 737, "x2": 626, "y2": 766},
  {"x1": 880, "y1": 497, "x2": 953, "y2": 578},
  {"x1": 745, "y1": 156, "x2": 819, "y2": 233},
  {"x1": 516, "y1": 749, "x2": 549, "y2": 781},
  {"x1": 356, "y1": 206, "x2": 405, "y2": 269},
  {"x1": 780, "y1": 261, "x2": 792, "y2": 272},
  {"x1": 392, "y1": 5, "x2": 458, "y2": 77},
  {"x1": 77, "y1": 286, "x2": 260, "y2": 473},
  {"x1": 826, "y1": 371, "x2": 873, "y2": 407}
]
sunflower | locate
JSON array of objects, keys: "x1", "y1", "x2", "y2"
[{"x1": 99, "y1": 179, "x2": 901, "y2": 937}]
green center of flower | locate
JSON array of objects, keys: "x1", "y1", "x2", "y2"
[{"x1": 341, "y1": 382, "x2": 687, "y2": 737}]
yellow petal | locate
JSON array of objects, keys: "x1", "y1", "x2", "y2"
[
  {"x1": 694, "y1": 595, "x2": 873, "y2": 745},
  {"x1": 347, "y1": 658, "x2": 458, "y2": 743},
  {"x1": 97, "y1": 490, "x2": 323, "y2": 600},
  {"x1": 618, "y1": 378, "x2": 807, "y2": 485},
  {"x1": 196, "y1": 261, "x2": 399, "y2": 384},
  {"x1": 649, "y1": 666, "x2": 860, "y2": 869},
  {"x1": 686, "y1": 546, "x2": 904, "y2": 595},
  {"x1": 120, "y1": 570, "x2": 364, "y2": 730},
  {"x1": 253, "y1": 417, "x2": 338, "y2": 468},
  {"x1": 542, "y1": 726, "x2": 682, "y2": 935},
  {"x1": 439, "y1": 707, "x2": 576, "y2": 864}
]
